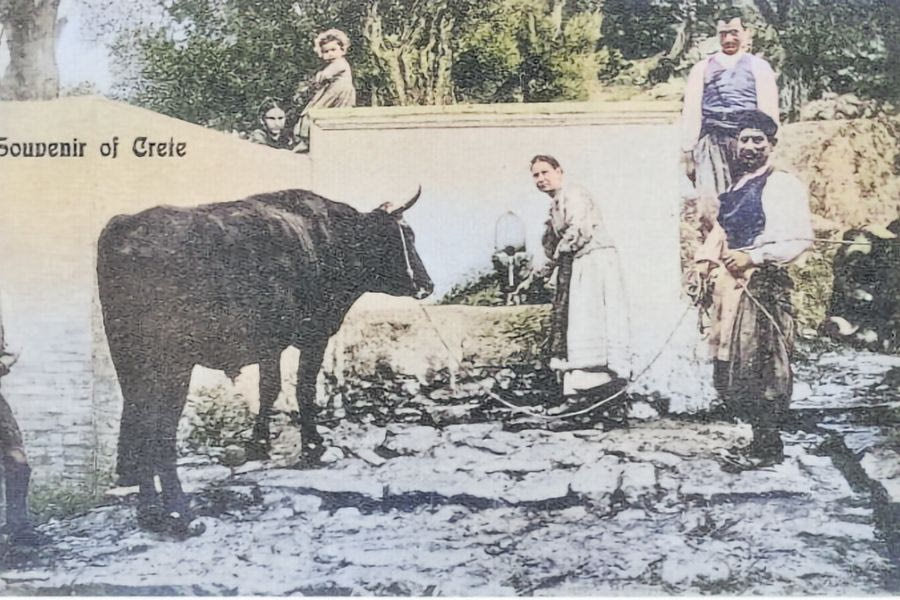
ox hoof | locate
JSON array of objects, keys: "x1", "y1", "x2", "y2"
[
  {"x1": 4, "y1": 523, "x2": 49, "y2": 547},
  {"x1": 138, "y1": 506, "x2": 202, "y2": 538},
  {"x1": 243, "y1": 440, "x2": 270, "y2": 462},
  {"x1": 292, "y1": 450, "x2": 325, "y2": 470},
  {"x1": 291, "y1": 456, "x2": 322, "y2": 470},
  {"x1": 164, "y1": 512, "x2": 204, "y2": 538},
  {"x1": 136, "y1": 505, "x2": 170, "y2": 533}
]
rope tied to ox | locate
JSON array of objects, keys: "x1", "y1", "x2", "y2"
[{"x1": 415, "y1": 232, "x2": 883, "y2": 421}]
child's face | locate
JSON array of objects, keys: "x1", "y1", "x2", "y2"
[
  {"x1": 262, "y1": 107, "x2": 286, "y2": 136},
  {"x1": 319, "y1": 40, "x2": 345, "y2": 62}
]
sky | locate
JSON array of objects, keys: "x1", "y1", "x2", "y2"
[{"x1": 57, "y1": 0, "x2": 114, "y2": 93}]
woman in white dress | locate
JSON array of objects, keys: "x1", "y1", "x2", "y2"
[{"x1": 530, "y1": 155, "x2": 630, "y2": 395}]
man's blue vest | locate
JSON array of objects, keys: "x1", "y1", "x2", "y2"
[
  {"x1": 702, "y1": 54, "x2": 758, "y2": 133},
  {"x1": 717, "y1": 168, "x2": 772, "y2": 249}
]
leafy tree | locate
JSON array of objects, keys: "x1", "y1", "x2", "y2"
[
  {"x1": 596, "y1": 0, "x2": 898, "y2": 116},
  {"x1": 357, "y1": 0, "x2": 458, "y2": 105},
  {"x1": 773, "y1": 0, "x2": 897, "y2": 117},
  {"x1": 119, "y1": 0, "x2": 318, "y2": 131},
  {"x1": 454, "y1": 0, "x2": 608, "y2": 103},
  {"x1": 104, "y1": 0, "x2": 899, "y2": 128},
  {"x1": 600, "y1": 0, "x2": 720, "y2": 63},
  {"x1": 114, "y1": 0, "x2": 610, "y2": 129},
  {"x1": 288, "y1": 0, "x2": 460, "y2": 106}
]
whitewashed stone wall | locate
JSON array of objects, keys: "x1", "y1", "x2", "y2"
[{"x1": 0, "y1": 97, "x2": 711, "y2": 489}]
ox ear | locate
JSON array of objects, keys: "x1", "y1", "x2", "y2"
[{"x1": 388, "y1": 186, "x2": 422, "y2": 216}]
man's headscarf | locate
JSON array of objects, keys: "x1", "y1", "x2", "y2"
[{"x1": 733, "y1": 109, "x2": 778, "y2": 141}]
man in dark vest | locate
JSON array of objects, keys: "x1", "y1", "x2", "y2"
[
  {"x1": 693, "y1": 110, "x2": 812, "y2": 471},
  {"x1": 682, "y1": 8, "x2": 780, "y2": 234},
  {"x1": 0, "y1": 308, "x2": 39, "y2": 544}
]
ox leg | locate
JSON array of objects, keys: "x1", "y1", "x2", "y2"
[
  {"x1": 136, "y1": 472, "x2": 166, "y2": 532},
  {"x1": 114, "y1": 371, "x2": 168, "y2": 529},
  {"x1": 247, "y1": 356, "x2": 280, "y2": 460},
  {"x1": 152, "y1": 367, "x2": 195, "y2": 534},
  {"x1": 295, "y1": 340, "x2": 327, "y2": 468}
]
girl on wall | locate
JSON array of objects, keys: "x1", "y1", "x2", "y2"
[
  {"x1": 249, "y1": 97, "x2": 298, "y2": 151},
  {"x1": 530, "y1": 155, "x2": 630, "y2": 398},
  {"x1": 293, "y1": 28, "x2": 357, "y2": 152}
]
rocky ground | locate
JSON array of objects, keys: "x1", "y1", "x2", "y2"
[{"x1": 0, "y1": 342, "x2": 898, "y2": 596}]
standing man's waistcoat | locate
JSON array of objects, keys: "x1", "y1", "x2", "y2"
[{"x1": 717, "y1": 168, "x2": 773, "y2": 250}]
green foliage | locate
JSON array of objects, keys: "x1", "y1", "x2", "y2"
[
  {"x1": 776, "y1": 0, "x2": 898, "y2": 117},
  {"x1": 601, "y1": 0, "x2": 677, "y2": 60},
  {"x1": 497, "y1": 306, "x2": 552, "y2": 361},
  {"x1": 455, "y1": 0, "x2": 609, "y2": 102},
  {"x1": 789, "y1": 236, "x2": 838, "y2": 334},
  {"x1": 114, "y1": 0, "x2": 900, "y2": 127},
  {"x1": 29, "y1": 474, "x2": 114, "y2": 524},
  {"x1": 600, "y1": 0, "x2": 719, "y2": 60},
  {"x1": 183, "y1": 385, "x2": 255, "y2": 450},
  {"x1": 119, "y1": 0, "x2": 613, "y2": 127},
  {"x1": 453, "y1": 12, "x2": 523, "y2": 102},
  {"x1": 122, "y1": 0, "x2": 319, "y2": 131},
  {"x1": 439, "y1": 270, "x2": 505, "y2": 306}
]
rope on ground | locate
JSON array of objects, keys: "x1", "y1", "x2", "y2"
[
  {"x1": 726, "y1": 234, "x2": 867, "y2": 351},
  {"x1": 418, "y1": 303, "x2": 462, "y2": 370},
  {"x1": 416, "y1": 233, "x2": 888, "y2": 422},
  {"x1": 487, "y1": 304, "x2": 693, "y2": 420},
  {"x1": 741, "y1": 235, "x2": 898, "y2": 252},
  {"x1": 416, "y1": 297, "x2": 694, "y2": 421}
]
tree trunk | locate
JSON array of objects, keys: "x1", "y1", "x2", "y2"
[
  {"x1": 362, "y1": 0, "x2": 454, "y2": 106},
  {"x1": 550, "y1": 0, "x2": 565, "y2": 37},
  {"x1": 665, "y1": 20, "x2": 687, "y2": 61},
  {"x1": 0, "y1": 0, "x2": 61, "y2": 100},
  {"x1": 886, "y1": 0, "x2": 900, "y2": 103},
  {"x1": 362, "y1": 2, "x2": 407, "y2": 105}
]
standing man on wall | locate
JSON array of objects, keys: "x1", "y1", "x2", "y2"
[
  {"x1": 682, "y1": 8, "x2": 780, "y2": 233},
  {"x1": 694, "y1": 110, "x2": 812, "y2": 471},
  {"x1": 0, "y1": 305, "x2": 39, "y2": 545}
]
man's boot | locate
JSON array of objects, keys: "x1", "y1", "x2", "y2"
[
  {"x1": 4, "y1": 461, "x2": 41, "y2": 545},
  {"x1": 720, "y1": 427, "x2": 785, "y2": 472},
  {"x1": 748, "y1": 427, "x2": 785, "y2": 466}
]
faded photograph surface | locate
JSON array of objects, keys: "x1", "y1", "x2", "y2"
[{"x1": 0, "y1": 0, "x2": 898, "y2": 595}]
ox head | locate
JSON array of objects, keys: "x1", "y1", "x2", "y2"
[{"x1": 363, "y1": 187, "x2": 434, "y2": 300}]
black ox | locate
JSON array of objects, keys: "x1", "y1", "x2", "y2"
[
  {"x1": 824, "y1": 220, "x2": 900, "y2": 352},
  {"x1": 97, "y1": 188, "x2": 433, "y2": 531}
]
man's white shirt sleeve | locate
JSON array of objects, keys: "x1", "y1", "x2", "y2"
[
  {"x1": 748, "y1": 172, "x2": 813, "y2": 264},
  {"x1": 751, "y1": 56, "x2": 780, "y2": 129},
  {"x1": 681, "y1": 59, "x2": 709, "y2": 151}
]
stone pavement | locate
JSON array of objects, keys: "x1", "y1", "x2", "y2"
[{"x1": 1, "y1": 417, "x2": 894, "y2": 595}]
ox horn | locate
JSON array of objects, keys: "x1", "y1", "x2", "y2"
[
  {"x1": 863, "y1": 223, "x2": 897, "y2": 239},
  {"x1": 390, "y1": 186, "x2": 422, "y2": 216}
]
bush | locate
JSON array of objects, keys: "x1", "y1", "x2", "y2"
[
  {"x1": 789, "y1": 235, "x2": 839, "y2": 334},
  {"x1": 29, "y1": 473, "x2": 115, "y2": 524},
  {"x1": 439, "y1": 270, "x2": 505, "y2": 306},
  {"x1": 181, "y1": 385, "x2": 255, "y2": 451},
  {"x1": 497, "y1": 307, "x2": 552, "y2": 362}
]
